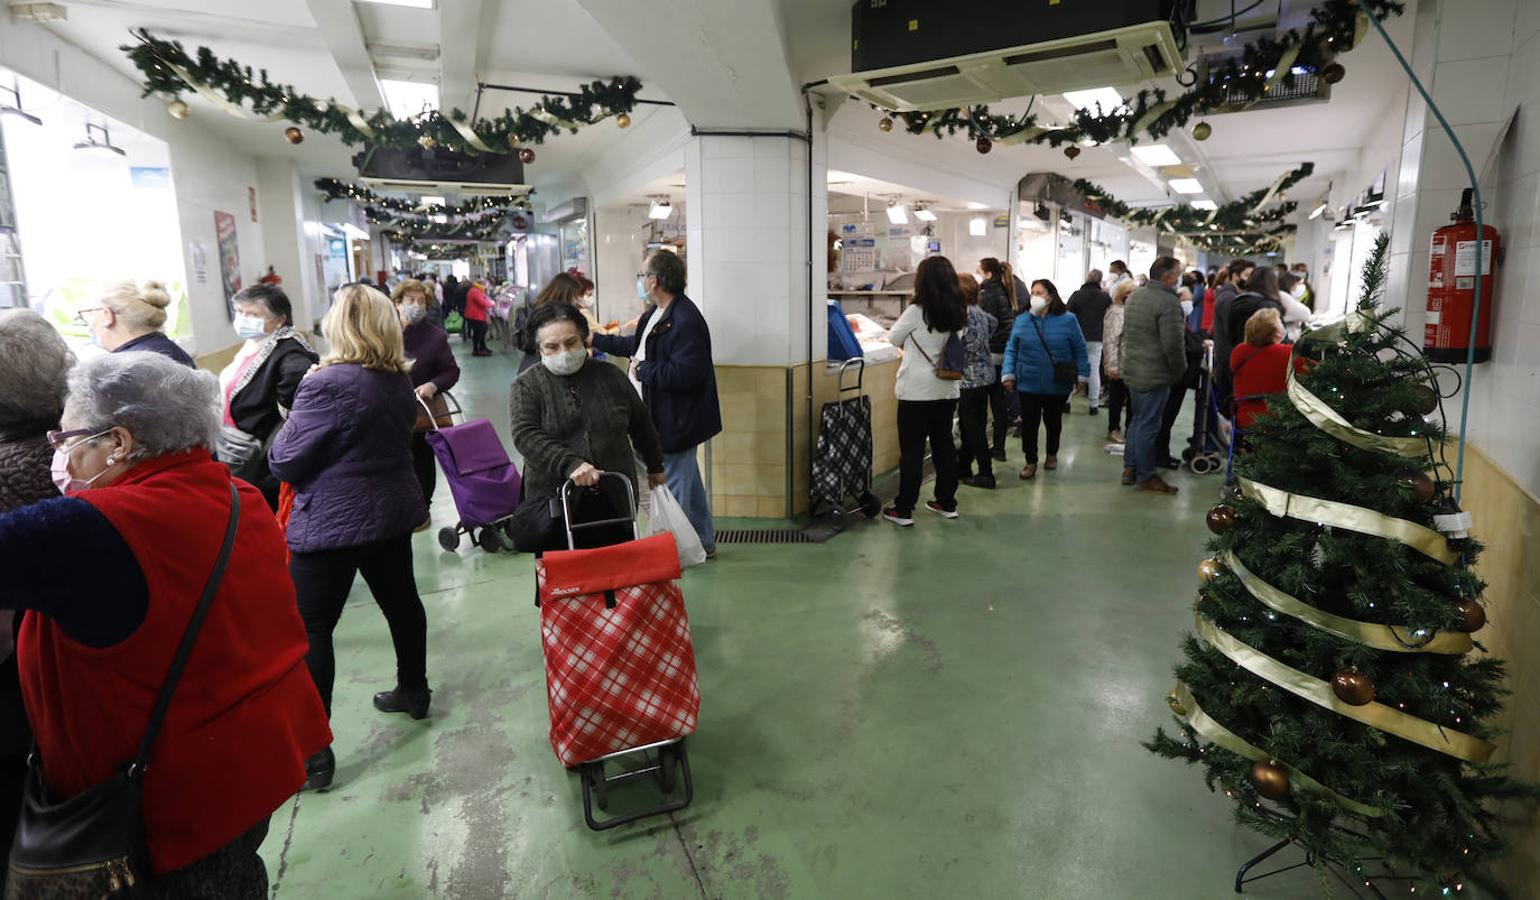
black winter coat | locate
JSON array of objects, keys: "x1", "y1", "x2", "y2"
[
  {"x1": 227, "y1": 335, "x2": 319, "y2": 505},
  {"x1": 1066, "y1": 283, "x2": 1113, "y2": 342},
  {"x1": 978, "y1": 279, "x2": 1017, "y2": 354},
  {"x1": 0, "y1": 424, "x2": 56, "y2": 758},
  {"x1": 592, "y1": 294, "x2": 722, "y2": 453}
]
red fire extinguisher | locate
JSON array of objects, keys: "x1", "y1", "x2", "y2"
[{"x1": 1425, "y1": 188, "x2": 1499, "y2": 363}]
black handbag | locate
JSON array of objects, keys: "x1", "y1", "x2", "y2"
[
  {"x1": 5, "y1": 483, "x2": 241, "y2": 900},
  {"x1": 1032, "y1": 316, "x2": 1080, "y2": 387}
]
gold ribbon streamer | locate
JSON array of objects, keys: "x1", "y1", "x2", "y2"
[
  {"x1": 1196, "y1": 617, "x2": 1495, "y2": 763},
  {"x1": 1352, "y1": 11, "x2": 1371, "y2": 50},
  {"x1": 1285, "y1": 366, "x2": 1429, "y2": 458},
  {"x1": 998, "y1": 126, "x2": 1060, "y2": 146},
  {"x1": 1221, "y1": 551, "x2": 1473, "y2": 655},
  {"x1": 1170, "y1": 682, "x2": 1387, "y2": 816},
  {"x1": 1238, "y1": 478, "x2": 1458, "y2": 565},
  {"x1": 341, "y1": 106, "x2": 376, "y2": 139},
  {"x1": 163, "y1": 57, "x2": 376, "y2": 139},
  {"x1": 1249, "y1": 169, "x2": 1293, "y2": 214},
  {"x1": 446, "y1": 117, "x2": 497, "y2": 154},
  {"x1": 1264, "y1": 44, "x2": 1302, "y2": 95},
  {"x1": 1131, "y1": 99, "x2": 1179, "y2": 138}
]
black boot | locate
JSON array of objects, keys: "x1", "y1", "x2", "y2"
[
  {"x1": 373, "y1": 685, "x2": 432, "y2": 720},
  {"x1": 302, "y1": 747, "x2": 334, "y2": 793}
]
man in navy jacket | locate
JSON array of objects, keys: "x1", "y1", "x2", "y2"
[{"x1": 592, "y1": 251, "x2": 721, "y2": 556}]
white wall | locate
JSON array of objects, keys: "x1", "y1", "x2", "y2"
[
  {"x1": 593, "y1": 202, "x2": 686, "y2": 326},
  {"x1": 0, "y1": 17, "x2": 269, "y2": 358}
]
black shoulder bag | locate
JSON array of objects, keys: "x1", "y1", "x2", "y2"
[
  {"x1": 1032, "y1": 316, "x2": 1079, "y2": 387},
  {"x1": 5, "y1": 482, "x2": 241, "y2": 899}
]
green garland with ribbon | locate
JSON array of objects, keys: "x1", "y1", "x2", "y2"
[
  {"x1": 1073, "y1": 163, "x2": 1313, "y2": 232},
  {"x1": 315, "y1": 179, "x2": 532, "y2": 215},
  {"x1": 872, "y1": 0, "x2": 1403, "y2": 148},
  {"x1": 122, "y1": 29, "x2": 642, "y2": 154}
]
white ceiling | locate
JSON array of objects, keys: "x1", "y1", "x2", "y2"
[{"x1": 39, "y1": 0, "x2": 1419, "y2": 216}]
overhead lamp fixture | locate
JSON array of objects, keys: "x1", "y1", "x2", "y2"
[
  {"x1": 72, "y1": 122, "x2": 125, "y2": 156},
  {"x1": 1061, "y1": 87, "x2": 1125, "y2": 113},
  {"x1": 647, "y1": 197, "x2": 673, "y2": 220},
  {"x1": 1168, "y1": 178, "x2": 1204, "y2": 194},
  {"x1": 1129, "y1": 144, "x2": 1182, "y2": 167},
  {"x1": 913, "y1": 204, "x2": 937, "y2": 222},
  {"x1": 1191, "y1": 199, "x2": 1218, "y2": 211},
  {"x1": 886, "y1": 200, "x2": 908, "y2": 225},
  {"x1": 354, "y1": 0, "x2": 435, "y2": 8},
  {"x1": 969, "y1": 217, "x2": 988, "y2": 237},
  {"x1": 0, "y1": 79, "x2": 41, "y2": 125},
  {"x1": 379, "y1": 78, "x2": 439, "y2": 120}
]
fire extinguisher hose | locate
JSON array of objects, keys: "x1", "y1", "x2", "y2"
[{"x1": 1357, "y1": 0, "x2": 1483, "y2": 503}]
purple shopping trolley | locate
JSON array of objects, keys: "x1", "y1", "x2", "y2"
[{"x1": 424, "y1": 415, "x2": 523, "y2": 553}]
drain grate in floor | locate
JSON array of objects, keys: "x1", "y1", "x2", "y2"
[{"x1": 715, "y1": 528, "x2": 823, "y2": 545}]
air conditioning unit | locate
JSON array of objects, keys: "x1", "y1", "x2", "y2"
[
  {"x1": 353, "y1": 146, "x2": 530, "y2": 195},
  {"x1": 829, "y1": 0, "x2": 1191, "y2": 112}
]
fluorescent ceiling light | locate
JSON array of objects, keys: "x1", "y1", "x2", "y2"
[
  {"x1": 966, "y1": 201, "x2": 988, "y2": 210},
  {"x1": 380, "y1": 79, "x2": 439, "y2": 119},
  {"x1": 1062, "y1": 87, "x2": 1125, "y2": 113},
  {"x1": 1309, "y1": 200, "x2": 1329, "y2": 220},
  {"x1": 913, "y1": 206, "x2": 937, "y2": 221},
  {"x1": 1129, "y1": 144, "x2": 1182, "y2": 167},
  {"x1": 1191, "y1": 199, "x2": 1218, "y2": 210},
  {"x1": 969, "y1": 217, "x2": 987, "y2": 236},
  {"x1": 1168, "y1": 178, "x2": 1204, "y2": 194},
  {"x1": 648, "y1": 198, "x2": 673, "y2": 220},
  {"x1": 356, "y1": 0, "x2": 435, "y2": 8},
  {"x1": 886, "y1": 203, "x2": 908, "y2": 225}
]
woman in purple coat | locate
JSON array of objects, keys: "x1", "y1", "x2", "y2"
[
  {"x1": 269, "y1": 284, "x2": 430, "y2": 792},
  {"x1": 391, "y1": 278, "x2": 459, "y2": 519}
]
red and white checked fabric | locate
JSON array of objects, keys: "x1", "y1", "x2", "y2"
[{"x1": 536, "y1": 533, "x2": 700, "y2": 767}]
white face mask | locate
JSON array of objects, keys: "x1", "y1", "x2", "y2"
[
  {"x1": 401, "y1": 303, "x2": 426, "y2": 323},
  {"x1": 1290, "y1": 283, "x2": 1307, "y2": 299},
  {"x1": 542, "y1": 348, "x2": 587, "y2": 376},
  {"x1": 1029, "y1": 295, "x2": 1048, "y2": 314},
  {"x1": 234, "y1": 313, "x2": 269, "y2": 340},
  {"x1": 1180, "y1": 299, "x2": 1194, "y2": 317}
]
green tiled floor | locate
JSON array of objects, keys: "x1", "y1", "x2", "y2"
[{"x1": 262, "y1": 345, "x2": 1333, "y2": 898}]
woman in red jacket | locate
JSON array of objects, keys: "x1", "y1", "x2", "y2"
[
  {"x1": 464, "y1": 278, "x2": 494, "y2": 357},
  {"x1": 1229, "y1": 307, "x2": 1293, "y2": 431},
  {"x1": 0, "y1": 352, "x2": 330, "y2": 897}
]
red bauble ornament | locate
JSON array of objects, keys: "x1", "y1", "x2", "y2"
[
  {"x1": 519, "y1": 147, "x2": 536, "y2": 164},
  {"x1": 975, "y1": 136, "x2": 992, "y2": 154},
  {"x1": 1331, "y1": 669, "x2": 1375, "y2": 706},
  {"x1": 1249, "y1": 760, "x2": 1290, "y2": 801},
  {"x1": 1399, "y1": 472, "x2": 1437, "y2": 504},
  {"x1": 1206, "y1": 505, "x2": 1238, "y2": 535},
  {"x1": 283, "y1": 126, "x2": 304, "y2": 144},
  {"x1": 1455, "y1": 598, "x2": 1486, "y2": 633},
  {"x1": 1321, "y1": 62, "x2": 1346, "y2": 84},
  {"x1": 1064, "y1": 145, "x2": 1081, "y2": 160}
]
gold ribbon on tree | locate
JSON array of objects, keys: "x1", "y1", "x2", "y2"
[
  {"x1": 1285, "y1": 368, "x2": 1430, "y2": 458},
  {"x1": 1196, "y1": 617, "x2": 1496, "y2": 763},
  {"x1": 1169, "y1": 682, "x2": 1388, "y2": 816},
  {"x1": 1237, "y1": 478, "x2": 1458, "y2": 565},
  {"x1": 1221, "y1": 551, "x2": 1473, "y2": 655},
  {"x1": 1263, "y1": 44, "x2": 1303, "y2": 95},
  {"x1": 163, "y1": 59, "x2": 376, "y2": 138}
]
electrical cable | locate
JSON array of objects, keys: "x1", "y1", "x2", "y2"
[
  {"x1": 1357, "y1": 0, "x2": 1484, "y2": 504},
  {"x1": 1188, "y1": 0, "x2": 1267, "y2": 33}
]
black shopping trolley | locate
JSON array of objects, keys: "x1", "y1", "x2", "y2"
[{"x1": 811, "y1": 358, "x2": 882, "y2": 528}]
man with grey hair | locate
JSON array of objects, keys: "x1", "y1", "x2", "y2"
[{"x1": 1119, "y1": 256, "x2": 1187, "y2": 494}]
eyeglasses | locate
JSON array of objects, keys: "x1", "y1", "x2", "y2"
[
  {"x1": 46, "y1": 428, "x2": 103, "y2": 452},
  {"x1": 72, "y1": 307, "x2": 105, "y2": 327}
]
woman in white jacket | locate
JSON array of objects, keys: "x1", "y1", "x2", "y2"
[
  {"x1": 1278, "y1": 272, "x2": 1313, "y2": 339},
  {"x1": 884, "y1": 256, "x2": 968, "y2": 527}
]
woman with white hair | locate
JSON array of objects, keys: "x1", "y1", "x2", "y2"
[
  {"x1": 270, "y1": 284, "x2": 432, "y2": 792},
  {"x1": 0, "y1": 309, "x2": 74, "y2": 892},
  {"x1": 0, "y1": 351, "x2": 329, "y2": 897},
  {"x1": 76, "y1": 279, "x2": 194, "y2": 367}
]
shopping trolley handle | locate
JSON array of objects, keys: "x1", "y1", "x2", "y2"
[
  {"x1": 560, "y1": 472, "x2": 640, "y2": 549},
  {"x1": 836, "y1": 357, "x2": 866, "y2": 395}
]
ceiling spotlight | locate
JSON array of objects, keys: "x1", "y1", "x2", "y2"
[
  {"x1": 1168, "y1": 178, "x2": 1204, "y2": 194},
  {"x1": 72, "y1": 122, "x2": 125, "y2": 156},
  {"x1": 648, "y1": 197, "x2": 673, "y2": 220},
  {"x1": 886, "y1": 200, "x2": 908, "y2": 225},
  {"x1": 913, "y1": 204, "x2": 937, "y2": 222}
]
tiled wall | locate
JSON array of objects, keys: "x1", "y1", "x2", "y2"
[{"x1": 710, "y1": 359, "x2": 900, "y2": 518}]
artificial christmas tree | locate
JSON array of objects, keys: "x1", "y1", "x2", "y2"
[{"x1": 1147, "y1": 234, "x2": 1536, "y2": 896}]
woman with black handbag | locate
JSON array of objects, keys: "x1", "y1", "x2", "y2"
[
  {"x1": 0, "y1": 352, "x2": 329, "y2": 898},
  {"x1": 1001, "y1": 279, "x2": 1090, "y2": 480}
]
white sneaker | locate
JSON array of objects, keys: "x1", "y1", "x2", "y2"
[
  {"x1": 882, "y1": 508, "x2": 914, "y2": 527},
  {"x1": 926, "y1": 501, "x2": 959, "y2": 519}
]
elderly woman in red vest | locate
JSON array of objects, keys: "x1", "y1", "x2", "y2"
[{"x1": 0, "y1": 352, "x2": 329, "y2": 897}]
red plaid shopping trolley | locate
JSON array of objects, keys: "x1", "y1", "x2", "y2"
[{"x1": 535, "y1": 474, "x2": 699, "y2": 829}]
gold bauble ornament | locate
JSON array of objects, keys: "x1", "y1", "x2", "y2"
[
  {"x1": 167, "y1": 99, "x2": 191, "y2": 120},
  {"x1": 1166, "y1": 690, "x2": 1188, "y2": 717},
  {"x1": 1063, "y1": 145, "x2": 1081, "y2": 160},
  {"x1": 418, "y1": 134, "x2": 437, "y2": 150},
  {"x1": 1191, "y1": 120, "x2": 1212, "y2": 141},
  {"x1": 519, "y1": 147, "x2": 536, "y2": 164},
  {"x1": 283, "y1": 126, "x2": 304, "y2": 145},
  {"x1": 1456, "y1": 598, "x2": 1486, "y2": 633},
  {"x1": 616, "y1": 112, "x2": 632, "y2": 129},
  {"x1": 1249, "y1": 759, "x2": 1291, "y2": 801},
  {"x1": 1331, "y1": 668, "x2": 1376, "y2": 706},
  {"x1": 878, "y1": 116, "x2": 894, "y2": 133},
  {"x1": 1197, "y1": 558, "x2": 1225, "y2": 584}
]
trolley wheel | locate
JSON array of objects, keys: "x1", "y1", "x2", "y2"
[
  {"x1": 437, "y1": 526, "x2": 460, "y2": 552},
  {"x1": 478, "y1": 527, "x2": 505, "y2": 553},
  {"x1": 657, "y1": 745, "x2": 678, "y2": 794},
  {"x1": 585, "y1": 762, "x2": 609, "y2": 811},
  {"x1": 860, "y1": 493, "x2": 882, "y2": 518},
  {"x1": 1191, "y1": 456, "x2": 1216, "y2": 475},
  {"x1": 829, "y1": 506, "x2": 847, "y2": 528},
  {"x1": 1181, "y1": 446, "x2": 1196, "y2": 463}
]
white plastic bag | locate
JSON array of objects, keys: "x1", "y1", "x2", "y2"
[{"x1": 648, "y1": 485, "x2": 708, "y2": 568}]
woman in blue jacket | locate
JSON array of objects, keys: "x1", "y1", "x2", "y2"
[{"x1": 1001, "y1": 279, "x2": 1090, "y2": 480}]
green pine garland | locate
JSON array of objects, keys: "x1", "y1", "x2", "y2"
[
  {"x1": 314, "y1": 179, "x2": 533, "y2": 215},
  {"x1": 874, "y1": 0, "x2": 1403, "y2": 147},
  {"x1": 122, "y1": 29, "x2": 642, "y2": 154},
  {"x1": 1145, "y1": 233, "x2": 1540, "y2": 896},
  {"x1": 1073, "y1": 163, "x2": 1312, "y2": 232}
]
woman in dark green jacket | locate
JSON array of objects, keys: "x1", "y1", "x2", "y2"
[{"x1": 510, "y1": 304, "x2": 665, "y2": 525}]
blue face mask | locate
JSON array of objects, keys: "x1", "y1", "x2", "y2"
[
  {"x1": 636, "y1": 276, "x2": 650, "y2": 301},
  {"x1": 233, "y1": 314, "x2": 268, "y2": 340}
]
